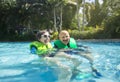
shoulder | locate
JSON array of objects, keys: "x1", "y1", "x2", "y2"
[
  {"x1": 70, "y1": 38, "x2": 76, "y2": 42},
  {"x1": 70, "y1": 37, "x2": 75, "y2": 40},
  {"x1": 54, "y1": 39, "x2": 62, "y2": 45},
  {"x1": 30, "y1": 41, "x2": 42, "y2": 48},
  {"x1": 47, "y1": 42, "x2": 53, "y2": 47},
  {"x1": 54, "y1": 39, "x2": 60, "y2": 43}
]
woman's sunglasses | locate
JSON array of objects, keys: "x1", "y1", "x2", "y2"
[{"x1": 41, "y1": 35, "x2": 50, "y2": 38}]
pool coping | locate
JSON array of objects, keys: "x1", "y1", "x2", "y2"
[{"x1": 77, "y1": 39, "x2": 120, "y2": 42}]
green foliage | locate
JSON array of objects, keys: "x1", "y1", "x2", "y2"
[
  {"x1": 70, "y1": 17, "x2": 78, "y2": 29},
  {"x1": 85, "y1": 0, "x2": 108, "y2": 27},
  {"x1": 62, "y1": 3, "x2": 77, "y2": 29},
  {"x1": 68, "y1": 26, "x2": 104, "y2": 39},
  {"x1": 0, "y1": 0, "x2": 120, "y2": 41},
  {"x1": 51, "y1": 31, "x2": 58, "y2": 40},
  {"x1": 104, "y1": 15, "x2": 120, "y2": 38}
]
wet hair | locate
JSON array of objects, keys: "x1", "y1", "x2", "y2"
[{"x1": 36, "y1": 30, "x2": 48, "y2": 39}]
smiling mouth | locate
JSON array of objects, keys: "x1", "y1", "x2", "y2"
[
  {"x1": 63, "y1": 40, "x2": 68, "y2": 42},
  {"x1": 63, "y1": 40, "x2": 69, "y2": 44},
  {"x1": 44, "y1": 40, "x2": 49, "y2": 43}
]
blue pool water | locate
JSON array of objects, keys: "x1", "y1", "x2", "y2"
[{"x1": 0, "y1": 41, "x2": 120, "y2": 82}]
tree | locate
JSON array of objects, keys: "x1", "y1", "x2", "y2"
[{"x1": 84, "y1": 0, "x2": 108, "y2": 27}]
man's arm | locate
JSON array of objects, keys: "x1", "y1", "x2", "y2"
[{"x1": 78, "y1": 51, "x2": 94, "y2": 63}]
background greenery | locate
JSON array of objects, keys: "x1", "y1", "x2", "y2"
[{"x1": 0, "y1": 0, "x2": 120, "y2": 41}]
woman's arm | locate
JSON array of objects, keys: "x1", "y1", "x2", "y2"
[{"x1": 30, "y1": 46, "x2": 37, "y2": 54}]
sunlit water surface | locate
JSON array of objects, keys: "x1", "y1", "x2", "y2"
[{"x1": 0, "y1": 41, "x2": 120, "y2": 82}]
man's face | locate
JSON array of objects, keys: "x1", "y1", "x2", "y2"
[
  {"x1": 59, "y1": 31, "x2": 70, "y2": 45},
  {"x1": 39, "y1": 32, "x2": 50, "y2": 45}
]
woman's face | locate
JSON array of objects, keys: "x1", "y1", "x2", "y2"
[
  {"x1": 39, "y1": 32, "x2": 50, "y2": 45},
  {"x1": 59, "y1": 31, "x2": 70, "y2": 45}
]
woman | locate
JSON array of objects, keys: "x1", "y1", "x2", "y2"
[{"x1": 30, "y1": 30, "x2": 53, "y2": 56}]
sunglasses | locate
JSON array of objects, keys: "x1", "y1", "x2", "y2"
[{"x1": 41, "y1": 35, "x2": 50, "y2": 38}]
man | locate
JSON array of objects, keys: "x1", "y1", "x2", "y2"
[
  {"x1": 54, "y1": 30, "x2": 93, "y2": 62},
  {"x1": 53, "y1": 30, "x2": 95, "y2": 81},
  {"x1": 54, "y1": 30, "x2": 77, "y2": 49}
]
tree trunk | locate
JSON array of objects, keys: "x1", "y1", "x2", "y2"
[
  {"x1": 59, "y1": 5, "x2": 62, "y2": 32},
  {"x1": 53, "y1": 7, "x2": 57, "y2": 32}
]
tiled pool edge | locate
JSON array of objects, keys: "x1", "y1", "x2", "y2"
[{"x1": 77, "y1": 39, "x2": 120, "y2": 42}]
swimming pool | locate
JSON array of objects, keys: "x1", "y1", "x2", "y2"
[{"x1": 0, "y1": 41, "x2": 120, "y2": 82}]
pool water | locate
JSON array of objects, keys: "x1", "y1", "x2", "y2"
[{"x1": 0, "y1": 41, "x2": 120, "y2": 82}]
